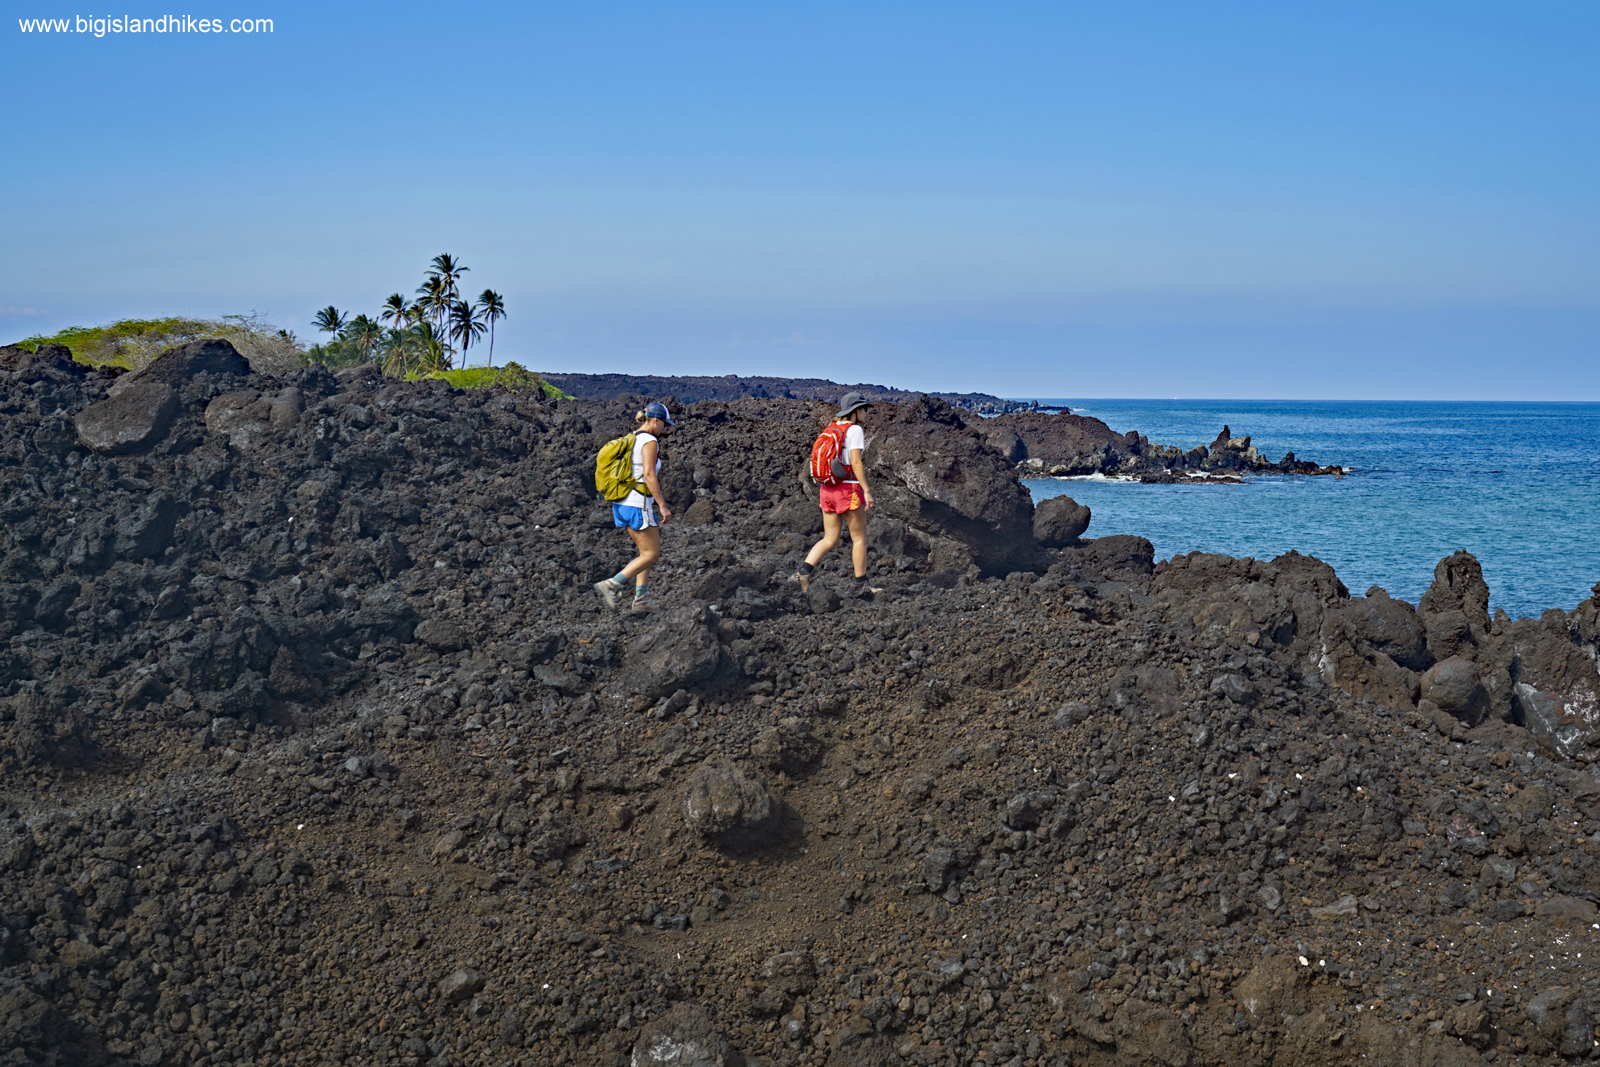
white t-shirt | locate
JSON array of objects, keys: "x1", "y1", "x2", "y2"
[
  {"x1": 837, "y1": 422, "x2": 866, "y2": 483},
  {"x1": 622, "y1": 431, "x2": 660, "y2": 509}
]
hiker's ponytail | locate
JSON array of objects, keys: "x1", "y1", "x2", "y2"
[{"x1": 635, "y1": 410, "x2": 647, "y2": 425}]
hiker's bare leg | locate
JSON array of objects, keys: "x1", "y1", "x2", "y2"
[
  {"x1": 805, "y1": 512, "x2": 843, "y2": 567},
  {"x1": 845, "y1": 509, "x2": 869, "y2": 577},
  {"x1": 622, "y1": 525, "x2": 660, "y2": 585}
]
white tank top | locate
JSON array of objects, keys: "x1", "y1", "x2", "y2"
[{"x1": 622, "y1": 432, "x2": 659, "y2": 508}]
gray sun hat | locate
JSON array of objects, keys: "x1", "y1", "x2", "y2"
[{"x1": 834, "y1": 392, "x2": 872, "y2": 419}]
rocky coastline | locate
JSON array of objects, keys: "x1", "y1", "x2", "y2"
[
  {"x1": 2, "y1": 339, "x2": 1599, "y2": 1067},
  {"x1": 533, "y1": 371, "x2": 1036, "y2": 415},
  {"x1": 978, "y1": 413, "x2": 1343, "y2": 481},
  {"x1": 538, "y1": 372, "x2": 1343, "y2": 480}
]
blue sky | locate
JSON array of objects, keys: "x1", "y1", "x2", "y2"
[{"x1": 5, "y1": 2, "x2": 1597, "y2": 398}]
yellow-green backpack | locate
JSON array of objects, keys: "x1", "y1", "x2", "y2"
[{"x1": 595, "y1": 433, "x2": 648, "y2": 502}]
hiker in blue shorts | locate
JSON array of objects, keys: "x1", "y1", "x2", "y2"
[{"x1": 594, "y1": 402, "x2": 675, "y2": 613}]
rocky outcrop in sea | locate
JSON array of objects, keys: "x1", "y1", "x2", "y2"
[
  {"x1": 1, "y1": 338, "x2": 1597, "y2": 1067},
  {"x1": 980, "y1": 411, "x2": 1342, "y2": 480}
]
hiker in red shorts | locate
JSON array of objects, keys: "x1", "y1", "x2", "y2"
[{"x1": 792, "y1": 392, "x2": 882, "y2": 594}]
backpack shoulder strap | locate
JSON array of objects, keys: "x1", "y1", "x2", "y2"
[{"x1": 630, "y1": 432, "x2": 654, "y2": 495}]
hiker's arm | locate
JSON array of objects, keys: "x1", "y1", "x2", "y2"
[
  {"x1": 641, "y1": 440, "x2": 672, "y2": 523},
  {"x1": 850, "y1": 448, "x2": 874, "y2": 509}
]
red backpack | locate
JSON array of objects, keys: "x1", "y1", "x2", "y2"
[{"x1": 809, "y1": 421, "x2": 853, "y2": 485}]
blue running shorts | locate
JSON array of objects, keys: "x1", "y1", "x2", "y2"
[{"x1": 612, "y1": 502, "x2": 658, "y2": 530}]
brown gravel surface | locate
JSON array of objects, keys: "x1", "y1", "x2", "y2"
[{"x1": 3, "y1": 341, "x2": 1600, "y2": 1067}]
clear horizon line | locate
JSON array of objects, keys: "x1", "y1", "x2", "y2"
[{"x1": 1010, "y1": 396, "x2": 1600, "y2": 405}]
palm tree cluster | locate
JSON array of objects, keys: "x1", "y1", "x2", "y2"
[{"x1": 306, "y1": 254, "x2": 508, "y2": 376}]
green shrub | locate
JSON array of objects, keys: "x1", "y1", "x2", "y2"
[
  {"x1": 498, "y1": 363, "x2": 569, "y2": 398},
  {"x1": 11, "y1": 314, "x2": 570, "y2": 398},
  {"x1": 305, "y1": 340, "x2": 359, "y2": 369},
  {"x1": 433, "y1": 367, "x2": 500, "y2": 390},
  {"x1": 13, "y1": 313, "x2": 306, "y2": 376},
  {"x1": 412, "y1": 362, "x2": 569, "y2": 398}
]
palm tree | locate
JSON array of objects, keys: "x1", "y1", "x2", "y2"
[
  {"x1": 376, "y1": 322, "x2": 447, "y2": 377},
  {"x1": 412, "y1": 320, "x2": 451, "y2": 374},
  {"x1": 378, "y1": 328, "x2": 412, "y2": 377},
  {"x1": 427, "y1": 254, "x2": 469, "y2": 302},
  {"x1": 422, "y1": 254, "x2": 468, "y2": 344},
  {"x1": 476, "y1": 289, "x2": 506, "y2": 367},
  {"x1": 313, "y1": 306, "x2": 348, "y2": 334},
  {"x1": 380, "y1": 294, "x2": 411, "y2": 333},
  {"x1": 414, "y1": 276, "x2": 451, "y2": 348},
  {"x1": 448, "y1": 299, "x2": 486, "y2": 361},
  {"x1": 345, "y1": 315, "x2": 384, "y2": 363}
]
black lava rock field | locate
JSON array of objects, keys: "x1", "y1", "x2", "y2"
[{"x1": 4, "y1": 339, "x2": 1600, "y2": 1067}]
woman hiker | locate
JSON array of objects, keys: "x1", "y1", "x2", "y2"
[
  {"x1": 792, "y1": 391, "x2": 882, "y2": 595},
  {"x1": 594, "y1": 401, "x2": 675, "y2": 613}
]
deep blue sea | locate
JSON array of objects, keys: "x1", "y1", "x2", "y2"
[{"x1": 1018, "y1": 400, "x2": 1600, "y2": 621}]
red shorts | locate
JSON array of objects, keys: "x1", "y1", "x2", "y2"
[{"x1": 819, "y1": 482, "x2": 864, "y2": 514}]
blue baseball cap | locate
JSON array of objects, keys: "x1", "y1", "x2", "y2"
[{"x1": 644, "y1": 401, "x2": 676, "y2": 425}]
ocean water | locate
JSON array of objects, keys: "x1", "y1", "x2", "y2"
[{"x1": 1019, "y1": 400, "x2": 1600, "y2": 620}]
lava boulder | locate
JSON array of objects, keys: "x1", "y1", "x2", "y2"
[
  {"x1": 682, "y1": 757, "x2": 779, "y2": 848},
  {"x1": 630, "y1": 1002, "x2": 746, "y2": 1066},
  {"x1": 74, "y1": 379, "x2": 179, "y2": 454},
  {"x1": 108, "y1": 337, "x2": 251, "y2": 397},
  {"x1": 1421, "y1": 656, "x2": 1491, "y2": 725},
  {"x1": 1033, "y1": 494, "x2": 1091, "y2": 547},
  {"x1": 611, "y1": 601, "x2": 722, "y2": 701}
]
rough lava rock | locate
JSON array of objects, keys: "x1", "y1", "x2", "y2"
[
  {"x1": 1032, "y1": 494, "x2": 1091, "y2": 547},
  {"x1": 1339, "y1": 586, "x2": 1432, "y2": 671},
  {"x1": 0, "y1": 342, "x2": 87, "y2": 379},
  {"x1": 74, "y1": 378, "x2": 179, "y2": 454},
  {"x1": 204, "y1": 387, "x2": 306, "y2": 450},
  {"x1": 3, "y1": 361, "x2": 1600, "y2": 1067},
  {"x1": 682, "y1": 756, "x2": 779, "y2": 847},
  {"x1": 612, "y1": 601, "x2": 723, "y2": 700},
  {"x1": 1422, "y1": 655, "x2": 1492, "y2": 725},
  {"x1": 107, "y1": 336, "x2": 251, "y2": 397},
  {"x1": 414, "y1": 618, "x2": 467, "y2": 653},
  {"x1": 981, "y1": 410, "x2": 1341, "y2": 478},
  {"x1": 1316, "y1": 588, "x2": 1430, "y2": 708},
  {"x1": 866, "y1": 395, "x2": 1040, "y2": 576},
  {"x1": 1419, "y1": 549, "x2": 1493, "y2": 661},
  {"x1": 1152, "y1": 550, "x2": 1347, "y2": 657},
  {"x1": 629, "y1": 1002, "x2": 746, "y2": 1066}
]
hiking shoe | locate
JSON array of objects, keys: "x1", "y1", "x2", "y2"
[
  {"x1": 593, "y1": 578, "x2": 624, "y2": 609},
  {"x1": 788, "y1": 571, "x2": 811, "y2": 593},
  {"x1": 630, "y1": 599, "x2": 661, "y2": 614}
]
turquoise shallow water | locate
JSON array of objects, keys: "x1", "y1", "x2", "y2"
[{"x1": 1019, "y1": 400, "x2": 1600, "y2": 620}]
